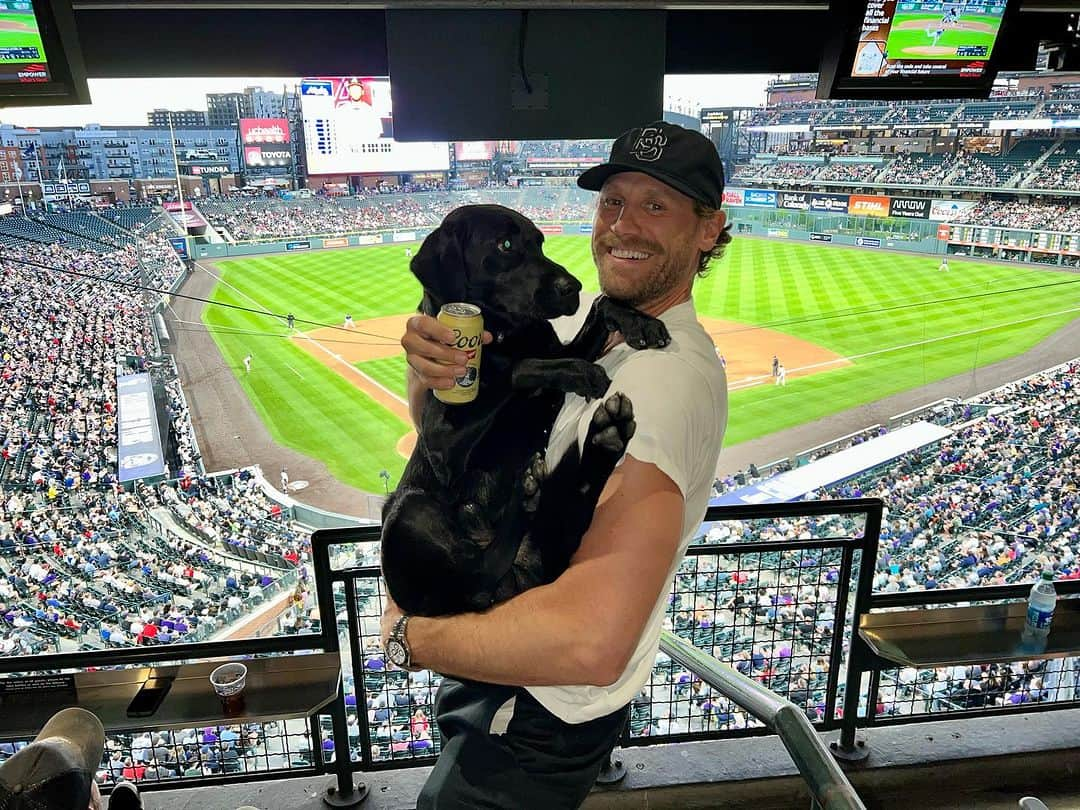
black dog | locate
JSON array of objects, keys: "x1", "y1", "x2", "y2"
[{"x1": 380, "y1": 205, "x2": 669, "y2": 617}]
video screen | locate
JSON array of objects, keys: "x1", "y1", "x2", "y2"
[
  {"x1": 300, "y1": 76, "x2": 450, "y2": 175},
  {"x1": 851, "y1": 0, "x2": 1007, "y2": 79},
  {"x1": 0, "y1": 2, "x2": 50, "y2": 85}
]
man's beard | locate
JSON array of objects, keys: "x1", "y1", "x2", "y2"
[{"x1": 593, "y1": 234, "x2": 696, "y2": 309}]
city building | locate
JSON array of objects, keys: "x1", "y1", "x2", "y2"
[
  {"x1": 0, "y1": 123, "x2": 242, "y2": 182},
  {"x1": 206, "y1": 92, "x2": 253, "y2": 128},
  {"x1": 147, "y1": 109, "x2": 208, "y2": 127}
]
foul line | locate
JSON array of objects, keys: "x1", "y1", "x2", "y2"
[
  {"x1": 285, "y1": 363, "x2": 304, "y2": 380},
  {"x1": 727, "y1": 304, "x2": 1080, "y2": 391},
  {"x1": 193, "y1": 261, "x2": 409, "y2": 407}
]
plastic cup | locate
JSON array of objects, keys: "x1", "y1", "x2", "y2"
[{"x1": 210, "y1": 662, "x2": 248, "y2": 715}]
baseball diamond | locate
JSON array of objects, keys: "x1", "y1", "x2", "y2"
[{"x1": 196, "y1": 236, "x2": 1078, "y2": 497}]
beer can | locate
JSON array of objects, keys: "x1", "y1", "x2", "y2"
[{"x1": 434, "y1": 302, "x2": 483, "y2": 404}]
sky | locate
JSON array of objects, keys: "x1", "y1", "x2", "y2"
[{"x1": 0, "y1": 74, "x2": 773, "y2": 129}]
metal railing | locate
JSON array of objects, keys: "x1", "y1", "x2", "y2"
[
  {"x1": 660, "y1": 629, "x2": 865, "y2": 810},
  {"x1": 13, "y1": 493, "x2": 1080, "y2": 804},
  {"x1": 307, "y1": 500, "x2": 884, "y2": 785},
  {"x1": 838, "y1": 578, "x2": 1080, "y2": 757}
]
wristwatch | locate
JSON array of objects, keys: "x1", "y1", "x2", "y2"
[{"x1": 385, "y1": 614, "x2": 412, "y2": 668}]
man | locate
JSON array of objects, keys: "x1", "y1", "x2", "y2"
[
  {"x1": 242, "y1": 353, "x2": 252, "y2": 374},
  {"x1": 386, "y1": 122, "x2": 729, "y2": 809},
  {"x1": 0, "y1": 706, "x2": 142, "y2": 809},
  {"x1": 939, "y1": 256, "x2": 950, "y2": 272}
]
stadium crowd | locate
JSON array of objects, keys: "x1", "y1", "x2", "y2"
[
  {"x1": 0, "y1": 169, "x2": 1076, "y2": 783},
  {"x1": 949, "y1": 199, "x2": 1080, "y2": 233}
]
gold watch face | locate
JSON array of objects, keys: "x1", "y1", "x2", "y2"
[{"x1": 387, "y1": 640, "x2": 406, "y2": 665}]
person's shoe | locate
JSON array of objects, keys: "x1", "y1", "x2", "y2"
[{"x1": 108, "y1": 781, "x2": 143, "y2": 810}]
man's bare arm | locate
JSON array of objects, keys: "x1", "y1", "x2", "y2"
[{"x1": 393, "y1": 455, "x2": 685, "y2": 686}]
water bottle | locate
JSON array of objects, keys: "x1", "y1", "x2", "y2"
[{"x1": 1025, "y1": 570, "x2": 1057, "y2": 640}]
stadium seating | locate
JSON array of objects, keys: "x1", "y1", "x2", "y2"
[{"x1": 1024, "y1": 141, "x2": 1080, "y2": 191}]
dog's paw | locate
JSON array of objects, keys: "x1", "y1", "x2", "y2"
[
  {"x1": 521, "y1": 452, "x2": 547, "y2": 513},
  {"x1": 571, "y1": 363, "x2": 610, "y2": 401},
  {"x1": 589, "y1": 392, "x2": 636, "y2": 454},
  {"x1": 599, "y1": 299, "x2": 671, "y2": 350}
]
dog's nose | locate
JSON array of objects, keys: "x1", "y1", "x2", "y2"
[{"x1": 554, "y1": 276, "x2": 581, "y2": 298}]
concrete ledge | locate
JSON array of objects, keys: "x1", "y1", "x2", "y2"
[{"x1": 146, "y1": 708, "x2": 1080, "y2": 809}]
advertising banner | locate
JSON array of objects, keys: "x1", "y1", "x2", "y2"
[
  {"x1": 722, "y1": 188, "x2": 745, "y2": 207},
  {"x1": 767, "y1": 228, "x2": 790, "y2": 238},
  {"x1": 167, "y1": 237, "x2": 189, "y2": 259},
  {"x1": 810, "y1": 193, "x2": 850, "y2": 214},
  {"x1": 742, "y1": 188, "x2": 777, "y2": 208},
  {"x1": 929, "y1": 199, "x2": 977, "y2": 222},
  {"x1": 42, "y1": 181, "x2": 90, "y2": 197},
  {"x1": 240, "y1": 117, "x2": 293, "y2": 169},
  {"x1": 578, "y1": 223, "x2": 593, "y2": 234},
  {"x1": 849, "y1": 195, "x2": 890, "y2": 218},
  {"x1": 117, "y1": 373, "x2": 166, "y2": 482},
  {"x1": 392, "y1": 231, "x2": 417, "y2": 242},
  {"x1": 286, "y1": 240, "x2": 311, "y2": 251},
  {"x1": 937, "y1": 224, "x2": 952, "y2": 241},
  {"x1": 888, "y1": 197, "x2": 931, "y2": 220},
  {"x1": 357, "y1": 234, "x2": 381, "y2": 245},
  {"x1": 323, "y1": 237, "x2": 349, "y2": 248},
  {"x1": 855, "y1": 236, "x2": 881, "y2": 248},
  {"x1": 810, "y1": 232, "x2": 833, "y2": 242},
  {"x1": 539, "y1": 225, "x2": 563, "y2": 235},
  {"x1": 776, "y1": 191, "x2": 811, "y2": 211},
  {"x1": 183, "y1": 163, "x2": 231, "y2": 176}
]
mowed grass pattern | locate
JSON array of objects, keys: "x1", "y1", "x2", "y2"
[{"x1": 203, "y1": 237, "x2": 1079, "y2": 492}]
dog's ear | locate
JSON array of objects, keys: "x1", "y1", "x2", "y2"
[{"x1": 411, "y1": 219, "x2": 467, "y2": 307}]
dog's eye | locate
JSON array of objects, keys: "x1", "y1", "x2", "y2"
[{"x1": 497, "y1": 239, "x2": 512, "y2": 253}]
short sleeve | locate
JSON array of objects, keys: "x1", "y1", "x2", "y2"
[{"x1": 589, "y1": 350, "x2": 721, "y2": 498}]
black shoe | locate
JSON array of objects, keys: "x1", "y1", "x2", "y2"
[{"x1": 108, "y1": 781, "x2": 143, "y2": 810}]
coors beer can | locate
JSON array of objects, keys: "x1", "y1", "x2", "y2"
[{"x1": 435, "y1": 302, "x2": 483, "y2": 404}]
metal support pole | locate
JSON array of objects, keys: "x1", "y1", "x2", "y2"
[
  {"x1": 594, "y1": 750, "x2": 627, "y2": 785},
  {"x1": 322, "y1": 690, "x2": 369, "y2": 807}
]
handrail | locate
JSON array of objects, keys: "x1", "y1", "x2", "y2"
[{"x1": 659, "y1": 630, "x2": 866, "y2": 810}]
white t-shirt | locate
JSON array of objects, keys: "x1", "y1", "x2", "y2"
[{"x1": 527, "y1": 292, "x2": 728, "y2": 723}]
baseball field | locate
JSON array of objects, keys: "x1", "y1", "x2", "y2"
[
  {"x1": 885, "y1": 11, "x2": 1002, "y2": 59},
  {"x1": 0, "y1": 11, "x2": 46, "y2": 63},
  {"x1": 201, "y1": 237, "x2": 1079, "y2": 494}
]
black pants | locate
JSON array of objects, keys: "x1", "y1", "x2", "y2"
[{"x1": 417, "y1": 678, "x2": 629, "y2": 810}]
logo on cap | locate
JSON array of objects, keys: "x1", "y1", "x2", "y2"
[{"x1": 630, "y1": 127, "x2": 667, "y2": 162}]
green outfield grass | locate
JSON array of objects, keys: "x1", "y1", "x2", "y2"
[
  {"x1": 0, "y1": 12, "x2": 47, "y2": 62},
  {"x1": 203, "y1": 237, "x2": 1079, "y2": 493},
  {"x1": 885, "y1": 13, "x2": 1000, "y2": 60}
]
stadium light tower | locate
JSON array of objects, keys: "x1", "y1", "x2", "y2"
[{"x1": 167, "y1": 116, "x2": 186, "y2": 222}]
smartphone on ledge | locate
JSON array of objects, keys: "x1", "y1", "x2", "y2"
[{"x1": 126, "y1": 677, "x2": 173, "y2": 718}]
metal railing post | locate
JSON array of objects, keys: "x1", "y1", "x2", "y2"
[{"x1": 660, "y1": 630, "x2": 866, "y2": 810}]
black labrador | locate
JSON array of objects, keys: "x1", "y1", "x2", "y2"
[{"x1": 380, "y1": 205, "x2": 669, "y2": 617}]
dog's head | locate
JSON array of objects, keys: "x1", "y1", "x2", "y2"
[{"x1": 411, "y1": 205, "x2": 582, "y2": 324}]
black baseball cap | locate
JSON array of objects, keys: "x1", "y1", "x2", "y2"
[
  {"x1": 0, "y1": 708, "x2": 105, "y2": 810},
  {"x1": 578, "y1": 121, "x2": 726, "y2": 209}
]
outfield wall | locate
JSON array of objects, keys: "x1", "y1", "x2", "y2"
[
  {"x1": 180, "y1": 210, "x2": 1077, "y2": 268},
  {"x1": 182, "y1": 222, "x2": 597, "y2": 260}
]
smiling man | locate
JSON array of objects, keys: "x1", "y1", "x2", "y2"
[{"x1": 388, "y1": 122, "x2": 730, "y2": 809}]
